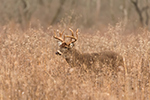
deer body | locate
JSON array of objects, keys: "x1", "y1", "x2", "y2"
[
  {"x1": 59, "y1": 47, "x2": 123, "y2": 73},
  {"x1": 54, "y1": 28, "x2": 124, "y2": 73}
]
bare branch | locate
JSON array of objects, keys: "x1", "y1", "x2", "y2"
[
  {"x1": 130, "y1": 0, "x2": 143, "y2": 26},
  {"x1": 141, "y1": 6, "x2": 149, "y2": 12}
]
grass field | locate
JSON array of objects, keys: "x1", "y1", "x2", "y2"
[{"x1": 0, "y1": 23, "x2": 150, "y2": 100}]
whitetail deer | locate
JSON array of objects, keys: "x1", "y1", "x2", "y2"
[{"x1": 54, "y1": 28, "x2": 124, "y2": 74}]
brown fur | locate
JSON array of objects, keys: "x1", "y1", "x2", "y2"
[
  {"x1": 54, "y1": 29, "x2": 124, "y2": 74},
  {"x1": 56, "y1": 44, "x2": 124, "y2": 74}
]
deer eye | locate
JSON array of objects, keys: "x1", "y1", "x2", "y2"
[
  {"x1": 70, "y1": 43, "x2": 74, "y2": 47},
  {"x1": 64, "y1": 46, "x2": 67, "y2": 49}
]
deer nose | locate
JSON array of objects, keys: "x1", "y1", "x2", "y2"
[
  {"x1": 55, "y1": 50, "x2": 62, "y2": 55},
  {"x1": 55, "y1": 52, "x2": 61, "y2": 55}
]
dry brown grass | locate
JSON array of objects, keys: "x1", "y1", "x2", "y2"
[{"x1": 0, "y1": 23, "x2": 150, "y2": 100}]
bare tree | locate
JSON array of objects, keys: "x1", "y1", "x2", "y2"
[
  {"x1": 19, "y1": 0, "x2": 32, "y2": 29},
  {"x1": 110, "y1": 0, "x2": 115, "y2": 22},
  {"x1": 130, "y1": 0, "x2": 149, "y2": 27},
  {"x1": 145, "y1": 0, "x2": 149, "y2": 26},
  {"x1": 122, "y1": 0, "x2": 128, "y2": 28},
  {"x1": 51, "y1": 0, "x2": 66, "y2": 25},
  {"x1": 96, "y1": 0, "x2": 101, "y2": 20}
]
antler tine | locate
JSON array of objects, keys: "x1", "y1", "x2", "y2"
[
  {"x1": 53, "y1": 30, "x2": 64, "y2": 42},
  {"x1": 69, "y1": 28, "x2": 74, "y2": 36},
  {"x1": 62, "y1": 29, "x2": 65, "y2": 41},
  {"x1": 76, "y1": 29, "x2": 78, "y2": 39},
  {"x1": 59, "y1": 29, "x2": 66, "y2": 41},
  {"x1": 58, "y1": 29, "x2": 64, "y2": 37},
  {"x1": 68, "y1": 28, "x2": 73, "y2": 42},
  {"x1": 65, "y1": 28, "x2": 78, "y2": 44}
]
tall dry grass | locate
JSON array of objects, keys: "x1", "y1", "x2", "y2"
[{"x1": 0, "y1": 23, "x2": 150, "y2": 100}]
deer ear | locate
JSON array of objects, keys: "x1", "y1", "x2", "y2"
[
  {"x1": 70, "y1": 43, "x2": 74, "y2": 48},
  {"x1": 58, "y1": 41, "x2": 62, "y2": 46}
]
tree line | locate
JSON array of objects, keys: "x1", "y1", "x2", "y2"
[{"x1": 0, "y1": 0, "x2": 149, "y2": 29}]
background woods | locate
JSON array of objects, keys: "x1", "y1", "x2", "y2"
[
  {"x1": 0, "y1": 0, "x2": 149, "y2": 30},
  {"x1": 1, "y1": 0, "x2": 150, "y2": 100}
]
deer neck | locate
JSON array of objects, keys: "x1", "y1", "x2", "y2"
[{"x1": 64, "y1": 48, "x2": 83, "y2": 67}]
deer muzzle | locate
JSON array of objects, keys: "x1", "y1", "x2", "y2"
[{"x1": 55, "y1": 50, "x2": 62, "y2": 55}]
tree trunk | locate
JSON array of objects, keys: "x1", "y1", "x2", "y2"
[
  {"x1": 51, "y1": 0, "x2": 66, "y2": 25},
  {"x1": 96, "y1": 0, "x2": 101, "y2": 20},
  {"x1": 123, "y1": 0, "x2": 128, "y2": 28}
]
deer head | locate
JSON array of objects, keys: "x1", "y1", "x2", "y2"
[{"x1": 54, "y1": 28, "x2": 78, "y2": 56}]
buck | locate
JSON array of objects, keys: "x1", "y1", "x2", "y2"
[{"x1": 54, "y1": 28, "x2": 124, "y2": 74}]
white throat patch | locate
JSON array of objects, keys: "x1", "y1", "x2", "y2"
[{"x1": 58, "y1": 41, "x2": 62, "y2": 46}]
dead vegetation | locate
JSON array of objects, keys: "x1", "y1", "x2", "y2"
[{"x1": 0, "y1": 23, "x2": 150, "y2": 100}]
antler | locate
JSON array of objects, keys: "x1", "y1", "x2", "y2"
[
  {"x1": 65, "y1": 28, "x2": 78, "y2": 44},
  {"x1": 53, "y1": 28, "x2": 78, "y2": 45},
  {"x1": 53, "y1": 30, "x2": 65, "y2": 42}
]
